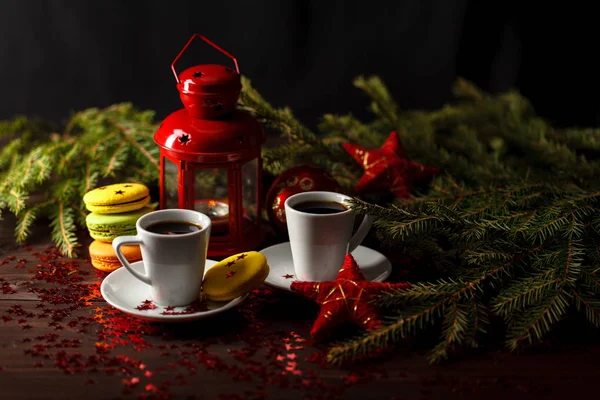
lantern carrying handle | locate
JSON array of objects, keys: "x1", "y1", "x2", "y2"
[{"x1": 171, "y1": 34, "x2": 240, "y2": 83}]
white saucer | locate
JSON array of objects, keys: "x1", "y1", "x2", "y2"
[
  {"x1": 260, "y1": 242, "x2": 392, "y2": 291},
  {"x1": 100, "y1": 260, "x2": 248, "y2": 323}
]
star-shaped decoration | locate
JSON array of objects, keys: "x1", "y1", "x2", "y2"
[
  {"x1": 343, "y1": 131, "x2": 439, "y2": 198},
  {"x1": 225, "y1": 261, "x2": 235, "y2": 268},
  {"x1": 178, "y1": 134, "x2": 191, "y2": 145},
  {"x1": 164, "y1": 306, "x2": 175, "y2": 311},
  {"x1": 290, "y1": 254, "x2": 411, "y2": 341},
  {"x1": 115, "y1": 190, "x2": 125, "y2": 195},
  {"x1": 226, "y1": 270, "x2": 237, "y2": 279},
  {"x1": 283, "y1": 274, "x2": 294, "y2": 279},
  {"x1": 236, "y1": 254, "x2": 247, "y2": 260},
  {"x1": 135, "y1": 299, "x2": 157, "y2": 311},
  {"x1": 192, "y1": 71, "x2": 203, "y2": 78}
]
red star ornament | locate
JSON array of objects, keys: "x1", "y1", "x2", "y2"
[
  {"x1": 343, "y1": 131, "x2": 439, "y2": 198},
  {"x1": 290, "y1": 254, "x2": 411, "y2": 341}
]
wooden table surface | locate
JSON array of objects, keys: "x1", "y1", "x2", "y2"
[{"x1": 1, "y1": 214, "x2": 599, "y2": 400}]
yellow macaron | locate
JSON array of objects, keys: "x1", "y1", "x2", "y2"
[
  {"x1": 202, "y1": 252, "x2": 269, "y2": 302},
  {"x1": 83, "y1": 183, "x2": 150, "y2": 214}
]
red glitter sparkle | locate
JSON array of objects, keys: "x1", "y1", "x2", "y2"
[{"x1": 3, "y1": 244, "x2": 380, "y2": 399}]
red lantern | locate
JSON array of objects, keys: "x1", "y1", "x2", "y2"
[{"x1": 154, "y1": 34, "x2": 266, "y2": 257}]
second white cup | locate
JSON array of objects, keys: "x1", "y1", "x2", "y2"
[{"x1": 284, "y1": 191, "x2": 374, "y2": 282}]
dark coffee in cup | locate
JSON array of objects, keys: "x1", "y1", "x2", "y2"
[
  {"x1": 292, "y1": 200, "x2": 348, "y2": 215},
  {"x1": 146, "y1": 221, "x2": 202, "y2": 235}
]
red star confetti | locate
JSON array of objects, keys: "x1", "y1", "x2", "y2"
[
  {"x1": 135, "y1": 300, "x2": 158, "y2": 311},
  {"x1": 343, "y1": 130, "x2": 439, "y2": 198},
  {"x1": 5, "y1": 244, "x2": 382, "y2": 400},
  {"x1": 291, "y1": 254, "x2": 411, "y2": 341},
  {"x1": 160, "y1": 300, "x2": 208, "y2": 315},
  {"x1": 283, "y1": 274, "x2": 294, "y2": 279},
  {"x1": 236, "y1": 254, "x2": 247, "y2": 260}
]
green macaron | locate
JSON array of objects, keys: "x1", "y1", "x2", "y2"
[{"x1": 85, "y1": 207, "x2": 153, "y2": 242}]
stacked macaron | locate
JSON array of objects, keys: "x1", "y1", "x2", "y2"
[{"x1": 83, "y1": 183, "x2": 153, "y2": 272}]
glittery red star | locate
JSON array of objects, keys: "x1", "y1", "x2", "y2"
[
  {"x1": 236, "y1": 254, "x2": 247, "y2": 260},
  {"x1": 343, "y1": 131, "x2": 439, "y2": 198},
  {"x1": 226, "y1": 261, "x2": 235, "y2": 268},
  {"x1": 283, "y1": 274, "x2": 294, "y2": 279},
  {"x1": 290, "y1": 254, "x2": 411, "y2": 341}
]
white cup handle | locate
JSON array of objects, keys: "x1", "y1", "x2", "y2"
[
  {"x1": 112, "y1": 235, "x2": 151, "y2": 285},
  {"x1": 348, "y1": 214, "x2": 374, "y2": 253}
]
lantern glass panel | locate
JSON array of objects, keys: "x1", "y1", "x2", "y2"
[
  {"x1": 163, "y1": 157, "x2": 179, "y2": 209},
  {"x1": 241, "y1": 158, "x2": 259, "y2": 234},
  {"x1": 193, "y1": 167, "x2": 229, "y2": 237}
]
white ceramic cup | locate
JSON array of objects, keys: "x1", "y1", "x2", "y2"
[
  {"x1": 284, "y1": 191, "x2": 374, "y2": 281},
  {"x1": 112, "y1": 209, "x2": 212, "y2": 307}
]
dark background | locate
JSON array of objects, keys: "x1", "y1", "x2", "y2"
[{"x1": 0, "y1": 0, "x2": 598, "y2": 130}]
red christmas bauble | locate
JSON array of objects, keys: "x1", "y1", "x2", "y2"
[{"x1": 266, "y1": 166, "x2": 342, "y2": 232}]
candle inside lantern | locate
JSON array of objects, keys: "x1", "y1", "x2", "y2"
[
  {"x1": 194, "y1": 199, "x2": 229, "y2": 235},
  {"x1": 194, "y1": 199, "x2": 229, "y2": 219}
]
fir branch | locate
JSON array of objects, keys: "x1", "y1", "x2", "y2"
[
  {"x1": 15, "y1": 200, "x2": 52, "y2": 242},
  {"x1": 327, "y1": 301, "x2": 448, "y2": 365},
  {"x1": 49, "y1": 201, "x2": 78, "y2": 257},
  {"x1": 581, "y1": 266, "x2": 600, "y2": 294},
  {"x1": 15, "y1": 148, "x2": 40, "y2": 187},
  {"x1": 57, "y1": 142, "x2": 82, "y2": 175},
  {"x1": 353, "y1": 76, "x2": 400, "y2": 129},
  {"x1": 318, "y1": 113, "x2": 383, "y2": 148},
  {"x1": 6, "y1": 188, "x2": 27, "y2": 215},
  {"x1": 506, "y1": 290, "x2": 570, "y2": 350},
  {"x1": 104, "y1": 139, "x2": 129, "y2": 176},
  {"x1": 429, "y1": 301, "x2": 469, "y2": 363},
  {"x1": 107, "y1": 118, "x2": 159, "y2": 168},
  {"x1": 505, "y1": 237, "x2": 581, "y2": 348},
  {"x1": 573, "y1": 289, "x2": 600, "y2": 327},
  {"x1": 0, "y1": 103, "x2": 159, "y2": 255},
  {"x1": 15, "y1": 207, "x2": 38, "y2": 243},
  {"x1": 492, "y1": 269, "x2": 560, "y2": 317},
  {"x1": 466, "y1": 298, "x2": 489, "y2": 347},
  {"x1": 82, "y1": 162, "x2": 99, "y2": 195},
  {"x1": 34, "y1": 157, "x2": 51, "y2": 184}
]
